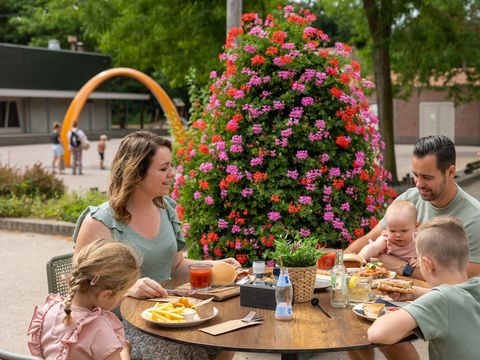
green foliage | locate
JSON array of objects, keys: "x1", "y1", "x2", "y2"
[
  {"x1": 270, "y1": 233, "x2": 324, "y2": 267},
  {"x1": 0, "y1": 190, "x2": 107, "y2": 222},
  {"x1": 33, "y1": 190, "x2": 107, "y2": 222}
]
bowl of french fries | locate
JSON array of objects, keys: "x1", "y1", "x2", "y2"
[{"x1": 141, "y1": 297, "x2": 219, "y2": 328}]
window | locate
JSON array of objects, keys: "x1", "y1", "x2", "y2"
[{"x1": 0, "y1": 101, "x2": 20, "y2": 128}]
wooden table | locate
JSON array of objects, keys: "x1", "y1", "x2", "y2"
[{"x1": 120, "y1": 277, "x2": 424, "y2": 360}]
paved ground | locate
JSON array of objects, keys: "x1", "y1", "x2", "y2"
[{"x1": 1, "y1": 138, "x2": 480, "y2": 358}]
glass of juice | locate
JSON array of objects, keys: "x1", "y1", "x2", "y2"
[
  {"x1": 189, "y1": 264, "x2": 213, "y2": 290},
  {"x1": 348, "y1": 275, "x2": 372, "y2": 304}
]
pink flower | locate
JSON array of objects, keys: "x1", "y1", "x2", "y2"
[
  {"x1": 253, "y1": 124, "x2": 262, "y2": 134},
  {"x1": 194, "y1": 191, "x2": 201, "y2": 200},
  {"x1": 296, "y1": 150, "x2": 309, "y2": 160},
  {"x1": 301, "y1": 97, "x2": 314, "y2": 106},
  {"x1": 218, "y1": 219, "x2": 229, "y2": 229},
  {"x1": 299, "y1": 196, "x2": 312, "y2": 205},
  {"x1": 268, "y1": 212, "x2": 281, "y2": 221},
  {"x1": 199, "y1": 162, "x2": 213, "y2": 172},
  {"x1": 205, "y1": 196, "x2": 214, "y2": 205},
  {"x1": 287, "y1": 170, "x2": 299, "y2": 180},
  {"x1": 299, "y1": 228, "x2": 311, "y2": 237},
  {"x1": 250, "y1": 157, "x2": 263, "y2": 166}
]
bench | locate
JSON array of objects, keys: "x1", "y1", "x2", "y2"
[{"x1": 464, "y1": 160, "x2": 480, "y2": 174}]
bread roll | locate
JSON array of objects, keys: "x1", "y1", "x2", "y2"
[
  {"x1": 343, "y1": 253, "x2": 363, "y2": 268},
  {"x1": 211, "y1": 262, "x2": 237, "y2": 286}
]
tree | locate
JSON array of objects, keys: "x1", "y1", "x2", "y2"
[{"x1": 322, "y1": 0, "x2": 480, "y2": 183}]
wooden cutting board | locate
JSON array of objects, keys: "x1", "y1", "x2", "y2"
[{"x1": 176, "y1": 283, "x2": 240, "y2": 301}]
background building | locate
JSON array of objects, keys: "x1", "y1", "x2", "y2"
[{"x1": 0, "y1": 43, "x2": 155, "y2": 145}]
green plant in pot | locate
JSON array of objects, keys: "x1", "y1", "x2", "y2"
[{"x1": 271, "y1": 233, "x2": 324, "y2": 303}]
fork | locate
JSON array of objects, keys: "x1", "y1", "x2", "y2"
[{"x1": 241, "y1": 311, "x2": 256, "y2": 322}]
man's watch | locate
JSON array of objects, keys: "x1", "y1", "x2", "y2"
[{"x1": 402, "y1": 263, "x2": 414, "y2": 277}]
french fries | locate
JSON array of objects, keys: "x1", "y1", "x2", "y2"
[{"x1": 144, "y1": 300, "x2": 197, "y2": 323}]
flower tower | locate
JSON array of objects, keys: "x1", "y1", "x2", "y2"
[{"x1": 173, "y1": 6, "x2": 396, "y2": 266}]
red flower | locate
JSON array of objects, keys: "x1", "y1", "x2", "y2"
[
  {"x1": 339, "y1": 74, "x2": 350, "y2": 84},
  {"x1": 271, "y1": 30, "x2": 287, "y2": 44},
  {"x1": 288, "y1": 202, "x2": 301, "y2": 213},
  {"x1": 354, "y1": 228, "x2": 364, "y2": 237},
  {"x1": 198, "y1": 144, "x2": 209, "y2": 154},
  {"x1": 226, "y1": 120, "x2": 239, "y2": 132},
  {"x1": 332, "y1": 179, "x2": 345, "y2": 190},
  {"x1": 214, "y1": 247, "x2": 223, "y2": 257},
  {"x1": 271, "y1": 194, "x2": 280, "y2": 202},
  {"x1": 318, "y1": 49, "x2": 329, "y2": 57},
  {"x1": 279, "y1": 55, "x2": 292, "y2": 64},
  {"x1": 211, "y1": 135, "x2": 222, "y2": 143},
  {"x1": 335, "y1": 135, "x2": 351, "y2": 148},
  {"x1": 198, "y1": 180, "x2": 209, "y2": 190},
  {"x1": 253, "y1": 172, "x2": 268, "y2": 181},
  {"x1": 241, "y1": 13, "x2": 257, "y2": 23},
  {"x1": 266, "y1": 46, "x2": 278, "y2": 55},
  {"x1": 330, "y1": 87, "x2": 343, "y2": 98},
  {"x1": 251, "y1": 55, "x2": 265, "y2": 66}
]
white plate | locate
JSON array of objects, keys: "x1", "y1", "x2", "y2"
[
  {"x1": 142, "y1": 307, "x2": 219, "y2": 328},
  {"x1": 347, "y1": 268, "x2": 396, "y2": 285},
  {"x1": 315, "y1": 274, "x2": 331, "y2": 289},
  {"x1": 352, "y1": 303, "x2": 385, "y2": 322}
]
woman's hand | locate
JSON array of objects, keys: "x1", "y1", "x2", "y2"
[
  {"x1": 127, "y1": 277, "x2": 168, "y2": 299},
  {"x1": 219, "y1": 257, "x2": 242, "y2": 270}
]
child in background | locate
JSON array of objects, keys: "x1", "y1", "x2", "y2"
[
  {"x1": 368, "y1": 216, "x2": 480, "y2": 359},
  {"x1": 28, "y1": 239, "x2": 140, "y2": 360},
  {"x1": 98, "y1": 134, "x2": 108, "y2": 169},
  {"x1": 359, "y1": 200, "x2": 418, "y2": 267}
]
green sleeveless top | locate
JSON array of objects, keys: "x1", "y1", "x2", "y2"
[{"x1": 72, "y1": 196, "x2": 185, "y2": 282}]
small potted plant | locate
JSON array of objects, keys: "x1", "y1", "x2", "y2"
[{"x1": 270, "y1": 233, "x2": 324, "y2": 303}]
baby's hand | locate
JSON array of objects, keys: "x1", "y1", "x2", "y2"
[{"x1": 409, "y1": 258, "x2": 419, "y2": 268}]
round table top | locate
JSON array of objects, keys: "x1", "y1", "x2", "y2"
[{"x1": 120, "y1": 276, "x2": 425, "y2": 354}]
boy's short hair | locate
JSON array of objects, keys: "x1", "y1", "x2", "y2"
[{"x1": 416, "y1": 216, "x2": 469, "y2": 271}]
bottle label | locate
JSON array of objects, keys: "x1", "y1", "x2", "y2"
[
  {"x1": 275, "y1": 304, "x2": 292, "y2": 319},
  {"x1": 276, "y1": 274, "x2": 290, "y2": 286}
]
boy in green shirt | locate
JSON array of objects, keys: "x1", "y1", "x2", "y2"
[{"x1": 368, "y1": 217, "x2": 480, "y2": 360}]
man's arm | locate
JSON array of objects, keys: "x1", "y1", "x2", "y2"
[
  {"x1": 467, "y1": 262, "x2": 480, "y2": 278},
  {"x1": 345, "y1": 224, "x2": 384, "y2": 254},
  {"x1": 368, "y1": 309, "x2": 418, "y2": 344},
  {"x1": 377, "y1": 253, "x2": 425, "y2": 281}
]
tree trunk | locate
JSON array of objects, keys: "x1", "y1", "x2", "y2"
[
  {"x1": 362, "y1": 0, "x2": 398, "y2": 184},
  {"x1": 373, "y1": 45, "x2": 398, "y2": 183}
]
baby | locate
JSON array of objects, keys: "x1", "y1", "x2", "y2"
[{"x1": 359, "y1": 200, "x2": 418, "y2": 265}]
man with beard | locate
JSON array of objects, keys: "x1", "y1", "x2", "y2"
[
  {"x1": 346, "y1": 136, "x2": 480, "y2": 360},
  {"x1": 348, "y1": 135, "x2": 480, "y2": 278}
]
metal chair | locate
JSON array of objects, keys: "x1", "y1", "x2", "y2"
[
  {"x1": 0, "y1": 349, "x2": 41, "y2": 360},
  {"x1": 46, "y1": 253, "x2": 73, "y2": 297}
]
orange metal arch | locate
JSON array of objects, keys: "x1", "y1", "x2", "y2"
[{"x1": 61, "y1": 67, "x2": 185, "y2": 167}]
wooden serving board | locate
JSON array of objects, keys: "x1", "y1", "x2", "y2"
[{"x1": 176, "y1": 283, "x2": 240, "y2": 301}]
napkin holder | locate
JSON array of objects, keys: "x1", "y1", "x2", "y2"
[{"x1": 240, "y1": 283, "x2": 276, "y2": 310}]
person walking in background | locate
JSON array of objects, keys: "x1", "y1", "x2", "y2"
[
  {"x1": 68, "y1": 120, "x2": 87, "y2": 175},
  {"x1": 28, "y1": 239, "x2": 140, "y2": 360},
  {"x1": 98, "y1": 134, "x2": 108, "y2": 169},
  {"x1": 51, "y1": 122, "x2": 64, "y2": 174}
]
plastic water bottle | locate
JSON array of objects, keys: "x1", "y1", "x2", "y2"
[
  {"x1": 331, "y1": 249, "x2": 348, "y2": 308},
  {"x1": 275, "y1": 267, "x2": 293, "y2": 321}
]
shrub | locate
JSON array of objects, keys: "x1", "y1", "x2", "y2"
[
  {"x1": 173, "y1": 6, "x2": 396, "y2": 266},
  {"x1": 0, "y1": 163, "x2": 65, "y2": 199},
  {"x1": 19, "y1": 163, "x2": 65, "y2": 199}
]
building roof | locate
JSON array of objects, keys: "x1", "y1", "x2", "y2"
[
  {"x1": 0, "y1": 43, "x2": 114, "y2": 91},
  {"x1": 0, "y1": 88, "x2": 149, "y2": 100}
]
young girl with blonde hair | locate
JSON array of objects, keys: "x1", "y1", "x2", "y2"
[{"x1": 28, "y1": 239, "x2": 140, "y2": 360}]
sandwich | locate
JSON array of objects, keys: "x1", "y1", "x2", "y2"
[
  {"x1": 376, "y1": 279, "x2": 415, "y2": 294},
  {"x1": 357, "y1": 262, "x2": 389, "y2": 279},
  {"x1": 343, "y1": 253, "x2": 364, "y2": 268},
  {"x1": 362, "y1": 302, "x2": 385, "y2": 319}
]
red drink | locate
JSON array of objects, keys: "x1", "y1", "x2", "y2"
[{"x1": 189, "y1": 264, "x2": 213, "y2": 289}]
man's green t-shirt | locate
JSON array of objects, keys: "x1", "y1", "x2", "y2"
[
  {"x1": 404, "y1": 277, "x2": 480, "y2": 360},
  {"x1": 380, "y1": 186, "x2": 480, "y2": 263}
]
